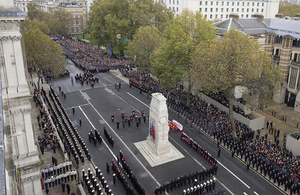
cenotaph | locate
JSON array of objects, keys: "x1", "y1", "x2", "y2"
[{"x1": 135, "y1": 93, "x2": 184, "y2": 167}]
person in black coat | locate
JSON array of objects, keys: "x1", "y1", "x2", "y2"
[{"x1": 66, "y1": 183, "x2": 70, "y2": 194}]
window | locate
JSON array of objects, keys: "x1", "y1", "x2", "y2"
[
  {"x1": 237, "y1": 2, "x2": 239, "y2": 6},
  {"x1": 221, "y1": 8, "x2": 223, "y2": 12},
  {"x1": 205, "y1": 1, "x2": 208, "y2": 5},
  {"x1": 226, "y1": 14, "x2": 228, "y2": 18},
  {"x1": 216, "y1": 8, "x2": 218, "y2": 12},
  {"x1": 252, "y1": 8, "x2": 254, "y2": 12},
  {"x1": 221, "y1": 14, "x2": 223, "y2": 19},
  {"x1": 257, "y1": 2, "x2": 259, "y2": 6},
  {"x1": 73, "y1": 9, "x2": 75, "y2": 12},
  {"x1": 78, "y1": 28, "x2": 81, "y2": 32},
  {"x1": 73, "y1": 20, "x2": 76, "y2": 25},
  {"x1": 232, "y1": 2, "x2": 234, "y2": 6},
  {"x1": 211, "y1": 8, "x2": 213, "y2": 12},
  {"x1": 173, "y1": 7, "x2": 174, "y2": 10},
  {"x1": 252, "y1": 2, "x2": 254, "y2": 6},
  {"x1": 232, "y1": 8, "x2": 234, "y2": 12},
  {"x1": 237, "y1": 8, "x2": 239, "y2": 12},
  {"x1": 177, "y1": 7, "x2": 178, "y2": 12},
  {"x1": 78, "y1": 20, "x2": 80, "y2": 24},
  {"x1": 261, "y1": 9, "x2": 264, "y2": 12},
  {"x1": 246, "y1": 14, "x2": 248, "y2": 18},
  {"x1": 247, "y1": 8, "x2": 249, "y2": 12},
  {"x1": 241, "y1": 14, "x2": 244, "y2": 18},
  {"x1": 177, "y1": 0, "x2": 179, "y2": 5},
  {"x1": 262, "y1": 3, "x2": 264, "y2": 6},
  {"x1": 169, "y1": 0, "x2": 171, "y2": 4},
  {"x1": 210, "y1": 14, "x2": 212, "y2": 19},
  {"x1": 211, "y1": 1, "x2": 213, "y2": 5},
  {"x1": 69, "y1": 28, "x2": 71, "y2": 32},
  {"x1": 205, "y1": 14, "x2": 207, "y2": 18},
  {"x1": 216, "y1": 1, "x2": 218, "y2": 5},
  {"x1": 227, "y1": 2, "x2": 229, "y2": 6},
  {"x1": 226, "y1": 8, "x2": 229, "y2": 12},
  {"x1": 200, "y1": 1, "x2": 202, "y2": 5},
  {"x1": 205, "y1": 8, "x2": 207, "y2": 12},
  {"x1": 78, "y1": 14, "x2": 80, "y2": 18},
  {"x1": 215, "y1": 14, "x2": 218, "y2": 18},
  {"x1": 222, "y1": 1, "x2": 224, "y2": 5},
  {"x1": 247, "y1": 2, "x2": 249, "y2": 6},
  {"x1": 242, "y1": 8, "x2": 244, "y2": 12},
  {"x1": 242, "y1": 2, "x2": 244, "y2": 6},
  {"x1": 289, "y1": 67, "x2": 298, "y2": 89},
  {"x1": 173, "y1": 0, "x2": 175, "y2": 4},
  {"x1": 200, "y1": 8, "x2": 202, "y2": 12},
  {"x1": 257, "y1": 8, "x2": 259, "y2": 12},
  {"x1": 74, "y1": 27, "x2": 76, "y2": 32},
  {"x1": 73, "y1": 14, "x2": 75, "y2": 18}
]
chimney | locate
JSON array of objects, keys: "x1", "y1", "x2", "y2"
[
  {"x1": 253, "y1": 13, "x2": 264, "y2": 22},
  {"x1": 229, "y1": 13, "x2": 239, "y2": 22},
  {"x1": 275, "y1": 13, "x2": 284, "y2": 18},
  {"x1": 296, "y1": 13, "x2": 300, "y2": 17}
]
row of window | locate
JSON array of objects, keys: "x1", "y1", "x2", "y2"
[
  {"x1": 168, "y1": 0, "x2": 179, "y2": 5},
  {"x1": 200, "y1": 1, "x2": 264, "y2": 7},
  {"x1": 68, "y1": 9, "x2": 81, "y2": 12},
  {"x1": 69, "y1": 27, "x2": 81, "y2": 33},
  {"x1": 73, "y1": 14, "x2": 81, "y2": 18},
  {"x1": 204, "y1": 13, "x2": 256, "y2": 19},
  {"x1": 73, "y1": 20, "x2": 81, "y2": 25},
  {"x1": 200, "y1": 7, "x2": 264, "y2": 13},
  {"x1": 289, "y1": 66, "x2": 300, "y2": 90}
]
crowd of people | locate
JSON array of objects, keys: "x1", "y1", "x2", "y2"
[
  {"x1": 82, "y1": 168, "x2": 112, "y2": 195},
  {"x1": 122, "y1": 69, "x2": 300, "y2": 194},
  {"x1": 49, "y1": 34, "x2": 134, "y2": 72}
]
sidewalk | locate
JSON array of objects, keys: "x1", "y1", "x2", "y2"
[{"x1": 256, "y1": 102, "x2": 300, "y2": 149}]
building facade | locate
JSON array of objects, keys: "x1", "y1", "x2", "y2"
[
  {"x1": 214, "y1": 14, "x2": 300, "y2": 112},
  {"x1": 159, "y1": 0, "x2": 279, "y2": 20},
  {"x1": 62, "y1": 4, "x2": 85, "y2": 34}
]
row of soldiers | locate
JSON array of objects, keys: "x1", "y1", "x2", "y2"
[
  {"x1": 43, "y1": 86, "x2": 91, "y2": 166},
  {"x1": 88, "y1": 129, "x2": 103, "y2": 146},
  {"x1": 104, "y1": 127, "x2": 114, "y2": 148},
  {"x1": 113, "y1": 110, "x2": 147, "y2": 129},
  {"x1": 44, "y1": 169, "x2": 77, "y2": 189},
  {"x1": 111, "y1": 158, "x2": 136, "y2": 195},
  {"x1": 120, "y1": 152, "x2": 145, "y2": 195},
  {"x1": 41, "y1": 159, "x2": 72, "y2": 178},
  {"x1": 182, "y1": 177, "x2": 217, "y2": 195},
  {"x1": 82, "y1": 168, "x2": 111, "y2": 195}
]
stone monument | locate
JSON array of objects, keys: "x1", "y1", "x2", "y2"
[
  {"x1": 135, "y1": 93, "x2": 184, "y2": 167},
  {"x1": 1, "y1": 1, "x2": 41, "y2": 194}
]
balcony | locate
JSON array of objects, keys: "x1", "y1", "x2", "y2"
[{"x1": 291, "y1": 60, "x2": 300, "y2": 66}]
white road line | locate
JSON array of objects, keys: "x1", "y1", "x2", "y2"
[
  {"x1": 65, "y1": 103, "x2": 90, "y2": 110},
  {"x1": 217, "y1": 179, "x2": 235, "y2": 195},
  {"x1": 243, "y1": 192, "x2": 248, "y2": 195},
  {"x1": 127, "y1": 92, "x2": 150, "y2": 108},
  {"x1": 216, "y1": 160, "x2": 250, "y2": 189},
  {"x1": 79, "y1": 90, "x2": 161, "y2": 187},
  {"x1": 78, "y1": 106, "x2": 117, "y2": 160},
  {"x1": 254, "y1": 191, "x2": 259, "y2": 195}
]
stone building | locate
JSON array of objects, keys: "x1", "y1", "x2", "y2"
[
  {"x1": 1, "y1": 0, "x2": 42, "y2": 194},
  {"x1": 213, "y1": 13, "x2": 300, "y2": 113}
]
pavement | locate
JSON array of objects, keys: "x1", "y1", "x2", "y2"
[{"x1": 28, "y1": 59, "x2": 298, "y2": 195}]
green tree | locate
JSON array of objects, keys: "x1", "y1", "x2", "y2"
[
  {"x1": 127, "y1": 26, "x2": 162, "y2": 74},
  {"x1": 88, "y1": 0, "x2": 172, "y2": 55},
  {"x1": 279, "y1": 1, "x2": 300, "y2": 17},
  {"x1": 24, "y1": 19, "x2": 66, "y2": 90},
  {"x1": 151, "y1": 9, "x2": 216, "y2": 106},
  {"x1": 192, "y1": 28, "x2": 282, "y2": 136},
  {"x1": 27, "y1": 2, "x2": 46, "y2": 21},
  {"x1": 47, "y1": 8, "x2": 72, "y2": 34}
]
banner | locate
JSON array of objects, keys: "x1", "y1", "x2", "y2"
[{"x1": 149, "y1": 120, "x2": 155, "y2": 140}]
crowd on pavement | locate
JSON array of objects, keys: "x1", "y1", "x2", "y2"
[
  {"x1": 49, "y1": 34, "x2": 134, "y2": 72},
  {"x1": 121, "y1": 68, "x2": 300, "y2": 194}
]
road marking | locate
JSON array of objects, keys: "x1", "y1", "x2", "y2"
[
  {"x1": 216, "y1": 159, "x2": 250, "y2": 188},
  {"x1": 243, "y1": 192, "x2": 248, "y2": 195},
  {"x1": 79, "y1": 90, "x2": 161, "y2": 187},
  {"x1": 82, "y1": 92, "x2": 91, "y2": 100},
  {"x1": 127, "y1": 92, "x2": 150, "y2": 108},
  {"x1": 254, "y1": 191, "x2": 259, "y2": 195},
  {"x1": 78, "y1": 106, "x2": 117, "y2": 160}
]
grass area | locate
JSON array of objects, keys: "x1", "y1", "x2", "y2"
[{"x1": 75, "y1": 34, "x2": 128, "y2": 55}]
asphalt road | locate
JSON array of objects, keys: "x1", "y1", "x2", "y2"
[{"x1": 47, "y1": 61, "x2": 286, "y2": 195}]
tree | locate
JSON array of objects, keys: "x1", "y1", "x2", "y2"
[
  {"x1": 279, "y1": 1, "x2": 300, "y2": 17},
  {"x1": 151, "y1": 9, "x2": 216, "y2": 106},
  {"x1": 127, "y1": 26, "x2": 162, "y2": 74},
  {"x1": 27, "y1": 2, "x2": 45, "y2": 21},
  {"x1": 88, "y1": 0, "x2": 172, "y2": 55},
  {"x1": 191, "y1": 28, "x2": 282, "y2": 136},
  {"x1": 24, "y1": 19, "x2": 66, "y2": 90},
  {"x1": 47, "y1": 8, "x2": 72, "y2": 34}
]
